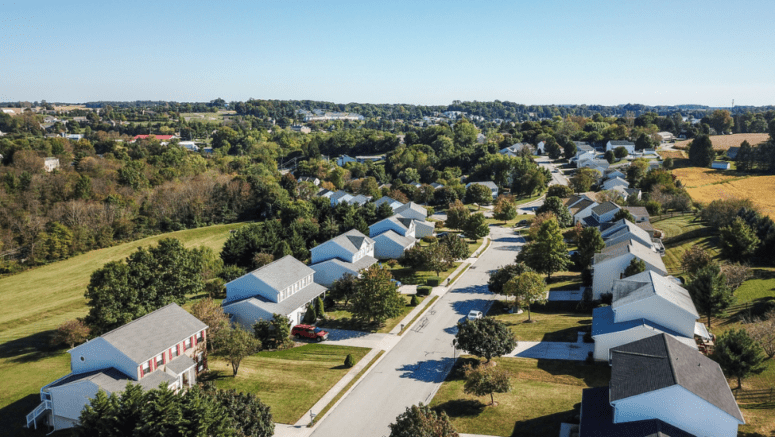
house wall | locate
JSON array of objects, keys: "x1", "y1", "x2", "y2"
[
  {"x1": 592, "y1": 255, "x2": 667, "y2": 299},
  {"x1": 310, "y1": 261, "x2": 358, "y2": 287},
  {"x1": 614, "y1": 296, "x2": 696, "y2": 338},
  {"x1": 224, "y1": 302, "x2": 273, "y2": 331},
  {"x1": 310, "y1": 241, "x2": 355, "y2": 264},
  {"x1": 573, "y1": 205, "x2": 596, "y2": 224},
  {"x1": 613, "y1": 386, "x2": 740, "y2": 437},
  {"x1": 226, "y1": 275, "x2": 279, "y2": 303},
  {"x1": 48, "y1": 380, "x2": 100, "y2": 429},
  {"x1": 593, "y1": 326, "x2": 695, "y2": 362},
  {"x1": 595, "y1": 207, "x2": 621, "y2": 224},
  {"x1": 373, "y1": 235, "x2": 413, "y2": 259},
  {"x1": 69, "y1": 338, "x2": 137, "y2": 381},
  {"x1": 414, "y1": 222, "x2": 434, "y2": 238}
]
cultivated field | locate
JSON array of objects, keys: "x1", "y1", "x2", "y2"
[
  {"x1": 674, "y1": 133, "x2": 770, "y2": 151},
  {"x1": 672, "y1": 167, "x2": 742, "y2": 188},
  {"x1": 657, "y1": 150, "x2": 686, "y2": 160},
  {"x1": 673, "y1": 168, "x2": 775, "y2": 218}
]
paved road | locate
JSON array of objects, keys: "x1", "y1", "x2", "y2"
[
  {"x1": 534, "y1": 156, "x2": 569, "y2": 187},
  {"x1": 310, "y1": 225, "x2": 522, "y2": 437}
]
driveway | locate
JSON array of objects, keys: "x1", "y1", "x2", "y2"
[
  {"x1": 322, "y1": 329, "x2": 398, "y2": 350},
  {"x1": 310, "y1": 226, "x2": 519, "y2": 437},
  {"x1": 507, "y1": 341, "x2": 593, "y2": 361}
]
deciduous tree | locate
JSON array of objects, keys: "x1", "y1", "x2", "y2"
[
  {"x1": 517, "y1": 217, "x2": 570, "y2": 280},
  {"x1": 464, "y1": 184, "x2": 494, "y2": 207},
  {"x1": 493, "y1": 195, "x2": 517, "y2": 224},
  {"x1": 623, "y1": 258, "x2": 646, "y2": 278},
  {"x1": 51, "y1": 319, "x2": 90, "y2": 349},
  {"x1": 462, "y1": 363, "x2": 512, "y2": 407},
  {"x1": 487, "y1": 262, "x2": 533, "y2": 295},
  {"x1": 455, "y1": 318, "x2": 517, "y2": 363},
  {"x1": 191, "y1": 298, "x2": 229, "y2": 353},
  {"x1": 570, "y1": 168, "x2": 600, "y2": 193},
  {"x1": 329, "y1": 273, "x2": 358, "y2": 306},
  {"x1": 221, "y1": 325, "x2": 261, "y2": 376},
  {"x1": 462, "y1": 213, "x2": 490, "y2": 241},
  {"x1": 536, "y1": 196, "x2": 572, "y2": 227},
  {"x1": 503, "y1": 272, "x2": 546, "y2": 321},
  {"x1": 445, "y1": 200, "x2": 470, "y2": 231},
  {"x1": 577, "y1": 227, "x2": 605, "y2": 270},
  {"x1": 388, "y1": 403, "x2": 458, "y2": 437},
  {"x1": 351, "y1": 264, "x2": 404, "y2": 324},
  {"x1": 682, "y1": 246, "x2": 713, "y2": 278}
]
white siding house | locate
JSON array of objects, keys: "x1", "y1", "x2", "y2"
[
  {"x1": 44, "y1": 157, "x2": 60, "y2": 172},
  {"x1": 330, "y1": 190, "x2": 354, "y2": 206},
  {"x1": 373, "y1": 196, "x2": 404, "y2": 212},
  {"x1": 602, "y1": 177, "x2": 629, "y2": 191},
  {"x1": 369, "y1": 216, "x2": 416, "y2": 239},
  {"x1": 606, "y1": 140, "x2": 635, "y2": 154},
  {"x1": 601, "y1": 219, "x2": 655, "y2": 249},
  {"x1": 394, "y1": 202, "x2": 434, "y2": 238},
  {"x1": 309, "y1": 229, "x2": 377, "y2": 286},
  {"x1": 591, "y1": 239, "x2": 667, "y2": 300},
  {"x1": 712, "y1": 161, "x2": 731, "y2": 170},
  {"x1": 372, "y1": 231, "x2": 416, "y2": 259}
]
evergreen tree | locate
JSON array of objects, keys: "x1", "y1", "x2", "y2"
[
  {"x1": 577, "y1": 227, "x2": 605, "y2": 270},
  {"x1": 736, "y1": 140, "x2": 754, "y2": 172},
  {"x1": 273, "y1": 240, "x2": 293, "y2": 259},
  {"x1": 719, "y1": 217, "x2": 760, "y2": 261},
  {"x1": 536, "y1": 196, "x2": 572, "y2": 227},
  {"x1": 712, "y1": 329, "x2": 767, "y2": 389},
  {"x1": 689, "y1": 134, "x2": 715, "y2": 167},
  {"x1": 687, "y1": 263, "x2": 734, "y2": 328}
]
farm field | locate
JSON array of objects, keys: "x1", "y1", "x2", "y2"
[
  {"x1": 0, "y1": 222, "x2": 245, "y2": 436},
  {"x1": 688, "y1": 177, "x2": 775, "y2": 219},
  {"x1": 672, "y1": 167, "x2": 745, "y2": 188},
  {"x1": 674, "y1": 133, "x2": 770, "y2": 151}
]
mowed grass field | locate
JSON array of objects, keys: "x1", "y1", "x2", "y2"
[
  {"x1": 674, "y1": 133, "x2": 770, "y2": 151},
  {"x1": 0, "y1": 222, "x2": 245, "y2": 436}
]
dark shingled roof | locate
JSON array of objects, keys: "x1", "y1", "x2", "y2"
[
  {"x1": 580, "y1": 387, "x2": 697, "y2": 437},
  {"x1": 592, "y1": 201, "x2": 620, "y2": 216},
  {"x1": 610, "y1": 334, "x2": 745, "y2": 423}
]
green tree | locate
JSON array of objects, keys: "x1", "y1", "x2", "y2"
[
  {"x1": 577, "y1": 227, "x2": 605, "y2": 270},
  {"x1": 612, "y1": 208, "x2": 634, "y2": 222},
  {"x1": 351, "y1": 264, "x2": 404, "y2": 324},
  {"x1": 687, "y1": 263, "x2": 734, "y2": 328},
  {"x1": 462, "y1": 213, "x2": 490, "y2": 241},
  {"x1": 547, "y1": 185, "x2": 573, "y2": 198},
  {"x1": 570, "y1": 168, "x2": 600, "y2": 193},
  {"x1": 689, "y1": 134, "x2": 715, "y2": 167},
  {"x1": 681, "y1": 246, "x2": 713, "y2": 278},
  {"x1": 455, "y1": 317, "x2": 517, "y2": 363},
  {"x1": 614, "y1": 146, "x2": 629, "y2": 159},
  {"x1": 604, "y1": 150, "x2": 615, "y2": 163},
  {"x1": 623, "y1": 258, "x2": 646, "y2": 278},
  {"x1": 719, "y1": 217, "x2": 760, "y2": 261},
  {"x1": 388, "y1": 403, "x2": 458, "y2": 437},
  {"x1": 425, "y1": 243, "x2": 455, "y2": 276},
  {"x1": 445, "y1": 200, "x2": 470, "y2": 231},
  {"x1": 503, "y1": 272, "x2": 546, "y2": 321},
  {"x1": 493, "y1": 195, "x2": 517, "y2": 224},
  {"x1": 329, "y1": 273, "x2": 358, "y2": 306},
  {"x1": 536, "y1": 196, "x2": 572, "y2": 227},
  {"x1": 440, "y1": 233, "x2": 470, "y2": 260},
  {"x1": 191, "y1": 298, "x2": 229, "y2": 353},
  {"x1": 74, "y1": 174, "x2": 93, "y2": 199},
  {"x1": 516, "y1": 217, "x2": 570, "y2": 280},
  {"x1": 563, "y1": 142, "x2": 577, "y2": 160},
  {"x1": 202, "y1": 384, "x2": 274, "y2": 437},
  {"x1": 462, "y1": 363, "x2": 512, "y2": 407},
  {"x1": 708, "y1": 109, "x2": 734, "y2": 134},
  {"x1": 545, "y1": 141, "x2": 562, "y2": 159},
  {"x1": 221, "y1": 325, "x2": 261, "y2": 376},
  {"x1": 712, "y1": 329, "x2": 766, "y2": 389},
  {"x1": 736, "y1": 140, "x2": 754, "y2": 172},
  {"x1": 487, "y1": 262, "x2": 533, "y2": 295},
  {"x1": 465, "y1": 184, "x2": 494, "y2": 207}
]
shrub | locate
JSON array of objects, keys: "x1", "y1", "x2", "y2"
[
  {"x1": 416, "y1": 285, "x2": 432, "y2": 296},
  {"x1": 422, "y1": 235, "x2": 437, "y2": 243},
  {"x1": 425, "y1": 277, "x2": 442, "y2": 286},
  {"x1": 386, "y1": 259, "x2": 398, "y2": 267},
  {"x1": 344, "y1": 353, "x2": 355, "y2": 368},
  {"x1": 410, "y1": 295, "x2": 420, "y2": 306}
]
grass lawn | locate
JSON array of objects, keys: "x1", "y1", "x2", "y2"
[
  {"x1": 651, "y1": 214, "x2": 707, "y2": 239},
  {"x1": 489, "y1": 301, "x2": 591, "y2": 342},
  {"x1": 387, "y1": 261, "x2": 463, "y2": 285},
  {"x1": 663, "y1": 235, "x2": 720, "y2": 276},
  {"x1": 485, "y1": 213, "x2": 532, "y2": 227},
  {"x1": 321, "y1": 294, "x2": 424, "y2": 333},
  {"x1": 430, "y1": 357, "x2": 610, "y2": 437},
  {"x1": 546, "y1": 271, "x2": 583, "y2": 292},
  {"x1": 206, "y1": 344, "x2": 369, "y2": 424},
  {"x1": 0, "y1": 222, "x2": 245, "y2": 436}
]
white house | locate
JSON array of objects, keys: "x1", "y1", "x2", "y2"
[
  {"x1": 178, "y1": 141, "x2": 199, "y2": 152},
  {"x1": 606, "y1": 140, "x2": 635, "y2": 154},
  {"x1": 394, "y1": 202, "x2": 427, "y2": 221},
  {"x1": 591, "y1": 270, "x2": 702, "y2": 361},
  {"x1": 584, "y1": 201, "x2": 621, "y2": 226},
  {"x1": 476, "y1": 133, "x2": 486, "y2": 144},
  {"x1": 373, "y1": 196, "x2": 404, "y2": 212},
  {"x1": 222, "y1": 255, "x2": 326, "y2": 328},
  {"x1": 605, "y1": 335, "x2": 745, "y2": 437},
  {"x1": 309, "y1": 230, "x2": 377, "y2": 286},
  {"x1": 499, "y1": 143, "x2": 531, "y2": 157},
  {"x1": 371, "y1": 230, "x2": 416, "y2": 259},
  {"x1": 569, "y1": 199, "x2": 598, "y2": 225},
  {"x1": 336, "y1": 155, "x2": 356, "y2": 167},
  {"x1": 573, "y1": 143, "x2": 596, "y2": 162},
  {"x1": 27, "y1": 304, "x2": 208, "y2": 432},
  {"x1": 430, "y1": 182, "x2": 444, "y2": 190},
  {"x1": 656, "y1": 131, "x2": 675, "y2": 142},
  {"x1": 369, "y1": 216, "x2": 416, "y2": 240},
  {"x1": 349, "y1": 194, "x2": 371, "y2": 206},
  {"x1": 330, "y1": 190, "x2": 354, "y2": 206},
  {"x1": 622, "y1": 206, "x2": 650, "y2": 223},
  {"x1": 712, "y1": 161, "x2": 731, "y2": 170},
  {"x1": 591, "y1": 239, "x2": 667, "y2": 300},
  {"x1": 44, "y1": 157, "x2": 60, "y2": 172},
  {"x1": 356, "y1": 155, "x2": 385, "y2": 163},
  {"x1": 465, "y1": 181, "x2": 499, "y2": 199},
  {"x1": 602, "y1": 177, "x2": 629, "y2": 192},
  {"x1": 603, "y1": 168, "x2": 625, "y2": 180},
  {"x1": 601, "y1": 219, "x2": 655, "y2": 249},
  {"x1": 298, "y1": 176, "x2": 320, "y2": 186}
]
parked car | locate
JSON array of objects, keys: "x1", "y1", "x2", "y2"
[
  {"x1": 391, "y1": 279, "x2": 402, "y2": 287},
  {"x1": 515, "y1": 220, "x2": 529, "y2": 227},
  {"x1": 467, "y1": 310, "x2": 483, "y2": 321},
  {"x1": 291, "y1": 324, "x2": 329, "y2": 342}
]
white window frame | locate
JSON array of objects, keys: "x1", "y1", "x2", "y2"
[
  {"x1": 184, "y1": 338, "x2": 192, "y2": 349},
  {"x1": 155, "y1": 353, "x2": 164, "y2": 367},
  {"x1": 142, "y1": 361, "x2": 151, "y2": 374}
]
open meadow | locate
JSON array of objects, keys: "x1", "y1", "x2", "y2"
[
  {"x1": 674, "y1": 133, "x2": 770, "y2": 151},
  {"x1": 672, "y1": 168, "x2": 775, "y2": 219}
]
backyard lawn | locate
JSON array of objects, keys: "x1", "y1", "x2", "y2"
[
  {"x1": 489, "y1": 301, "x2": 591, "y2": 343},
  {"x1": 207, "y1": 344, "x2": 369, "y2": 424},
  {"x1": 430, "y1": 357, "x2": 610, "y2": 437}
]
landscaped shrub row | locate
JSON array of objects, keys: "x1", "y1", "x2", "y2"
[
  {"x1": 425, "y1": 277, "x2": 442, "y2": 286},
  {"x1": 417, "y1": 286, "x2": 432, "y2": 296}
]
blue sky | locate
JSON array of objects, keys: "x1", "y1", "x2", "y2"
[{"x1": 1, "y1": 0, "x2": 774, "y2": 106}]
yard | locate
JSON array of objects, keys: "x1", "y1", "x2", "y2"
[
  {"x1": 206, "y1": 344, "x2": 370, "y2": 424},
  {"x1": 321, "y1": 293, "x2": 425, "y2": 333},
  {"x1": 489, "y1": 301, "x2": 591, "y2": 343},
  {"x1": 430, "y1": 357, "x2": 610, "y2": 437}
]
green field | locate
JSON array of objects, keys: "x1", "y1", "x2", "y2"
[
  {"x1": 430, "y1": 357, "x2": 610, "y2": 437},
  {"x1": 322, "y1": 294, "x2": 424, "y2": 334},
  {"x1": 207, "y1": 344, "x2": 369, "y2": 424},
  {"x1": 490, "y1": 301, "x2": 591, "y2": 342},
  {"x1": 655, "y1": 215, "x2": 720, "y2": 276},
  {"x1": 0, "y1": 222, "x2": 245, "y2": 436}
]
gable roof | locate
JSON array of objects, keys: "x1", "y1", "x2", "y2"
[
  {"x1": 330, "y1": 190, "x2": 353, "y2": 202},
  {"x1": 395, "y1": 201, "x2": 427, "y2": 218},
  {"x1": 610, "y1": 334, "x2": 744, "y2": 423},
  {"x1": 592, "y1": 201, "x2": 620, "y2": 216},
  {"x1": 608, "y1": 140, "x2": 635, "y2": 146},
  {"x1": 373, "y1": 230, "x2": 414, "y2": 248},
  {"x1": 612, "y1": 270, "x2": 699, "y2": 318},
  {"x1": 604, "y1": 177, "x2": 629, "y2": 187},
  {"x1": 98, "y1": 303, "x2": 207, "y2": 364},
  {"x1": 594, "y1": 239, "x2": 666, "y2": 273},
  {"x1": 592, "y1": 306, "x2": 687, "y2": 339},
  {"x1": 370, "y1": 215, "x2": 414, "y2": 232},
  {"x1": 571, "y1": 199, "x2": 596, "y2": 215},
  {"x1": 373, "y1": 196, "x2": 403, "y2": 209},
  {"x1": 223, "y1": 281, "x2": 327, "y2": 317},
  {"x1": 466, "y1": 181, "x2": 498, "y2": 190},
  {"x1": 325, "y1": 229, "x2": 374, "y2": 254},
  {"x1": 231, "y1": 255, "x2": 314, "y2": 292},
  {"x1": 624, "y1": 206, "x2": 650, "y2": 220},
  {"x1": 603, "y1": 219, "x2": 652, "y2": 242}
]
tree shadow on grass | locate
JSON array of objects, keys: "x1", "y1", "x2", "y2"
[
  {"x1": 0, "y1": 393, "x2": 51, "y2": 437},
  {"x1": 0, "y1": 330, "x2": 65, "y2": 363},
  {"x1": 508, "y1": 408, "x2": 578, "y2": 437},
  {"x1": 432, "y1": 399, "x2": 486, "y2": 418},
  {"x1": 534, "y1": 359, "x2": 611, "y2": 388}
]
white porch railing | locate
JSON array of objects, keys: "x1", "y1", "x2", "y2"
[{"x1": 26, "y1": 399, "x2": 51, "y2": 429}]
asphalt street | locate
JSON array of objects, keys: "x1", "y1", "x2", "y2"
[{"x1": 310, "y1": 225, "x2": 522, "y2": 437}]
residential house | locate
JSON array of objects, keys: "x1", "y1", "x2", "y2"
[
  {"x1": 476, "y1": 133, "x2": 486, "y2": 144},
  {"x1": 131, "y1": 135, "x2": 177, "y2": 143},
  {"x1": 570, "y1": 199, "x2": 598, "y2": 225},
  {"x1": 577, "y1": 157, "x2": 610, "y2": 173},
  {"x1": 330, "y1": 190, "x2": 354, "y2": 206},
  {"x1": 27, "y1": 304, "x2": 208, "y2": 432},
  {"x1": 291, "y1": 125, "x2": 311, "y2": 134},
  {"x1": 535, "y1": 141, "x2": 546, "y2": 154},
  {"x1": 309, "y1": 229, "x2": 377, "y2": 287},
  {"x1": 603, "y1": 168, "x2": 625, "y2": 180},
  {"x1": 465, "y1": 181, "x2": 499, "y2": 199},
  {"x1": 348, "y1": 194, "x2": 371, "y2": 206},
  {"x1": 499, "y1": 143, "x2": 531, "y2": 157},
  {"x1": 656, "y1": 131, "x2": 675, "y2": 142},
  {"x1": 602, "y1": 177, "x2": 629, "y2": 192},
  {"x1": 222, "y1": 255, "x2": 326, "y2": 328},
  {"x1": 606, "y1": 140, "x2": 636, "y2": 154},
  {"x1": 601, "y1": 219, "x2": 656, "y2": 250},
  {"x1": 712, "y1": 161, "x2": 731, "y2": 170},
  {"x1": 317, "y1": 188, "x2": 334, "y2": 199},
  {"x1": 726, "y1": 147, "x2": 740, "y2": 160},
  {"x1": 591, "y1": 270, "x2": 702, "y2": 361},
  {"x1": 583, "y1": 202, "x2": 621, "y2": 227},
  {"x1": 356, "y1": 155, "x2": 384, "y2": 163},
  {"x1": 298, "y1": 176, "x2": 320, "y2": 186},
  {"x1": 395, "y1": 202, "x2": 434, "y2": 238},
  {"x1": 65, "y1": 134, "x2": 84, "y2": 141},
  {"x1": 178, "y1": 141, "x2": 199, "y2": 152},
  {"x1": 430, "y1": 182, "x2": 444, "y2": 190},
  {"x1": 613, "y1": 187, "x2": 641, "y2": 201},
  {"x1": 408, "y1": 181, "x2": 423, "y2": 189},
  {"x1": 623, "y1": 206, "x2": 650, "y2": 223},
  {"x1": 44, "y1": 157, "x2": 60, "y2": 172},
  {"x1": 573, "y1": 143, "x2": 596, "y2": 163},
  {"x1": 336, "y1": 155, "x2": 356, "y2": 166},
  {"x1": 369, "y1": 216, "x2": 417, "y2": 259},
  {"x1": 373, "y1": 196, "x2": 404, "y2": 212},
  {"x1": 587, "y1": 334, "x2": 744, "y2": 437},
  {"x1": 591, "y1": 239, "x2": 668, "y2": 300}
]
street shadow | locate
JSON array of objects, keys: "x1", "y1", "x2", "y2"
[
  {"x1": 451, "y1": 298, "x2": 493, "y2": 316},
  {"x1": 444, "y1": 325, "x2": 459, "y2": 335},
  {"x1": 396, "y1": 358, "x2": 453, "y2": 383},
  {"x1": 508, "y1": 408, "x2": 578, "y2": 437},
  {"x1": 432, "y1": 399, "x2": 486, "y2": 418},
  {"x1": 0, "y1": 330, "x2": 64, "y2": 363},
  {"x1": 449, "y1": 284, "x2": 490, "y2": 296},
  {"x1": 535, "y1": 359, "x2": 611, "y2": 387}
]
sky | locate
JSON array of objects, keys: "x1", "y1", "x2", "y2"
[{"x1": 1, "y1": 0, "x2": 774, "y2": 107}]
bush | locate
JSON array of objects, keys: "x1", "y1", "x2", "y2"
[
  {"x1": 425, "y1": 277, "x2": 442, "y2": 286},
  {"x1": 416, "y1": 285, "x2": 432, "y2": 296},
  {"x1": 219, "y1": 264, "x2": 246, "y2": 283},
  {"x1": 421, "y1": 235, "x2": 437, "y2": 243},
  {"x1": 410, "y1": 295, "x2": 420, "y2": 306},
  {"x1": 344, "y1": 353, "x2": 355, "y2": 368},
  {"x1": 386, "y1": 259, "x2": 398, "y2": 267}
]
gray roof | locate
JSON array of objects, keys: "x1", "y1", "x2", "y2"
[
  {"x1": 138, "y1": 369, "x2": 178, "y2": 390},
  {"x1": 99, "y1": 304, "x2": 207, "y2": 364},
  {"x1": 48, "y1": 368, "x2": 132, "y2": 394},
  {"x1": 592, "y1": 306, "x2": 686, "y2": 338},
  {"x1": 349, "y1": 194, "x2": 371, "y2": 205},
  {"x1": 592, "y1": 201, "x2": 620, "y2": 216},
  {"x1": 603, "y1": 219, "x2": 652, "y2": 243},
  {"x1": 165, "y1": 354, "x2": 197, "y2": 375},
  {"x1": 624, "y1": 206, "x2": 649, "y2": 220},
  {"x1": 371, "y1": 215, "x2": 414, "y2": 232},
  {"x1": 222, "y1": 281, "x2": 327, "y2": 317},
  {"x1": 234, "y1": 255, "x2": 315, "y2": 293},
  {"x1": 330, "y1": 190, "x2": 352, "y2": 202},
  {"x1": 571, "y1": 199, "x2": 595, "y2": 215},
  {"x1": 610, "y1": 334, "x2": 744, "y2": 423},
  {"x1": 609, "y1": 140, "x2": 635, "y2": 146},
  {"x1": 594, "y1": 239, "x2": 666, "y2": 274},
  {"x1": 395, "y1": 202, "x2": 427, "y2": 218},
  {"x1": 612, "y1": 270, "x2": 699, "y2": 318},
  {"x1": 327, "y1": 229, "x2": 374, "y2": 254},
  {"x1": 374, "y1": 230, "x2": 414, "y2": 248},
  {"x1": 311, "y1": 255, "x2": 377, "y2": 273},
  {"x1": 466, "y1": 181, "x2": 498, "y2": 190},
  {"x1": 373, "y1": 196, "x2": 403, "y2": 209},
  {"x1": 430, "y1": 182, "x2": 444, "y2": 189}
]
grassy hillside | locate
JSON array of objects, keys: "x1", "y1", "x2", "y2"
[{"x1": 0, "y1": 222, "x2": 244, "y2": 436}]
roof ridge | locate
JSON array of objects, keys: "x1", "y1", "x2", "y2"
[
  {"x1": 100, "y1": 303, "x2": 178, "y2": 338},
  {"x1": 662, "y1": 335, "x2": 680, "y2": 386}
]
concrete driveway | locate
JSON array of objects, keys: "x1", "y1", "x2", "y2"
[
  {"x1": 310, "y1": 226, "x2": 518, "y2": 437},
  {"x1": 507, "y1": 341, "x2": 593, "y2": 361}
]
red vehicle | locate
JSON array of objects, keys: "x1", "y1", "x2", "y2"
[{"x1": 291, "y1": 324, "x2": 329, "y2": 342}]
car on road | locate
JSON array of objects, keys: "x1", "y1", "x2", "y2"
[
  {"x1": 467, "y1": 310, "x2": 483, "y2": 321},
  {"x1": 291, "y1": 324, "x2": 329, "y2": 342}
]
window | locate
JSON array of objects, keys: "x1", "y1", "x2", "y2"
[
  {"x1": 196, "y1": 331, "x2": 204, "y2": 342},
  {"x1": 172, "y1": 345, "x2": 180, "y2": 357},
  {"x1": 155, "y1": 353, "x2": 164, "y2": 367},
  {"x1": 184, "y1": 338, "x2": 192, "y2": 349},
  {"x1": 142, "y1": 361, "x2": 151, "y2": 374}
]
